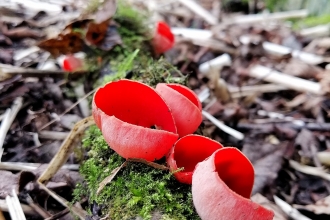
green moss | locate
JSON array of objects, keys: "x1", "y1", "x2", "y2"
[
  {"x1": 74, "y1": 125, "x2": 200, "y2": 220},
  {"x1": 287, "y1": 14, "x2": 330, "y2": 30}
]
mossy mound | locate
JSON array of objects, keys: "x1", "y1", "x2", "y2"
[{"x1": 74, "y1": 125, "x2": 200, "y2": 220}]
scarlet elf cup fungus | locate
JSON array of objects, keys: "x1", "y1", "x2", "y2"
[
  {"x1": 167, "y1": 135, "x2": 223, "y2": 184},
  {"x1": 152, "y1": 21, "x2": 175, "y2": 55},
  {"x1": 192, "y1": 148, "x2": 274, "y2": 220},
  {"x1": 156, "y1": 83, "x2": 202, "y2": 137},
  {"x1": 92, "y1": 79, "x2": 179, "y2": 161}
]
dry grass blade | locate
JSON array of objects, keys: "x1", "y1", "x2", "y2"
[
  {"x1": 0, "y1": 200, "x2": 35, "y2": 216},
  {"x1": 274, "y1": 196, "x2": 311, "y2": 220},
  {"x1": 0, "y1": 97, "x2": 23, "y2": 161},
  {"x1": 127, "y1": 158, "x2": 169, "y2": 171},
  {"x1": 38, "y1": 116, "x2": 95, "y2": 184},
  {"x1": 37, "y1": 184, "x2": 87, "y2": 220},
  {"x1": 96, "y1": 161, "x2": 127, "y2": 195},
  {"x1": 39, "y1": 89, "x2": 96, "y2": 131},
  {"x1": 289, "y1": 160, "x2": 330, "y2": 181}
]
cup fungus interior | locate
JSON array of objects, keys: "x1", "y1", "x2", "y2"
[
  {"x1": 175, "y1": 135, "x2": 223, "y2": 173},
  {"x1": 214, "y1": 148, "x2": 254, "y2": 199},
  {"x1": 94, "y1": 79, "x2": 176, "y2": 133},
  {"x1": 165, "y1": 84, "x2": 202, "y2": 111}
]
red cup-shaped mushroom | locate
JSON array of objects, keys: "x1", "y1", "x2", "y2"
[
  {"x1": 92, "y1": 79, "x2": 179, "y2": 161},
  {"x1": 152, "y1": 21, "x2": 175, "y2": 55},
  {"x1": 192, "y1": 148, "x2": 274, "y2": 220},
  {"x1": 167, "y1": 135, "x2": 223, "y2": 184},
  {"x1": 156, "y1": 83, "x2": 202, "y2": 137}
]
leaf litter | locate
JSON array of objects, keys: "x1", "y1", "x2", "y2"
[{"x1": 1, "y1": 0, "x2": 330, "y2": 219}]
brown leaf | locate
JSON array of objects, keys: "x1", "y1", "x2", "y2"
[
  {"x1": 94, "y1": 0, "x2": 117, "y2": 24},
  {"x1": 86, "y1": 20, "x2": 109, "y2": 45},
  {"x1": 242, "y1": 141, "x2": 286, "y2": 194},
  {"x1": 38, "y1": 32, "x2": 84, "y2": 56},
  {"x1": 0, "y1": 171, "x2": 34, "y2": 199},
  {"x1": 97, "y1": 162, "x2": 127, "y2": 195},
  {"x1": 96, "y1": 23, "x2": 122, "y2": 51}
]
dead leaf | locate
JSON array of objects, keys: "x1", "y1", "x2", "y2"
[
  {"x1": 94, "y1": 0, "x2": 117, "y2": 24},
  {"x1": 251, "y1": 193, "x2": 288, "y2": 220},
  {"x1": 86, "y1": 20, "x2": 109, "y2": 45},
  {"x1": 96, "y1": 23, "x2": 122, "y2": 51},
  {"x1": 97, "y1": 162, "x2": 126, "y2": 195},
  {"x1": 127, "y1": 158, "x2": 169, "y2": 170},
  {"x1": 283, "y1": 59, "x2": 323, "y2": 79},
  {"x1": 294, "y1": 195, "x2": 330, "y2": 215},
  {"x1": 242, "y1": 141, "x2": 286, "y2": 194},
  {"x1": 38, "y1": 32, "x2": 84, "y2": 57},
  {"x1": 2, "y1": 26, "x2": 43, "y2": 39},
  {"x1": 295, "y1": 129, "x2": 320, "y2": 166},
  {"x1": 0, "y1": 171, "x2": 35, "y2": 199},
  {"x1": 0, "y1": 49, "x2": 13, "y2": 64}
]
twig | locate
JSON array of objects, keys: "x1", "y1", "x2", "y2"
[
  {"x1": 171, "y1": 28, "x2": 213, "y2": 40},
  {"x1": 289, "y1": 160, "x2": 330, "y2": 181},
  {"x1": 249, "y1": 65, "x2": 322, "y2": 95},
  {"x1": 202, "y1": 111, "x2": 244, "y2": 140},
  {"x1": 0, "y1": 199, "x2": 35, "y2": 216},
  {"x1": 229, "y1": 84, "x2": 288, "y2": 98},
  {"x1": 178, "y1": 0, "x2": 218, "y2": 25},
  {"x1": 97, "y1": 162, "x2": 127, "y2": 195},
  {"x1": 0, "y1": 64, "x2": 86, "y2": 77},
  {"x1": 38, "y1": 116, "x2": 94, "y2": 184},
  {"x1": 37, "y1": 184, "x2": 87, "y2": 220},
  {"x1": 199, "y1": 54, "x2": 231, "y2": 74},
  {"x1": 25, "y1": 194, "x2": 51, "y2": 218},
  {"x1": 223, "y1": 9, "x2": 308, "y2": 25},
  {"x1": 274, "y1": 196, "x2": 311, "y2": 220},
  {"x1": 73, "y1": 84, "x2": 90, "y2": 118},
  {"x1": 5, "y1": 190, "x2": 26, "y2": 220},
  {"x1": 0, "y1": 162, "x2": 79, "y2": 171},
  {"x1": 300, "y1": 24, "x2": 330, "y2": 38},
  {"x1": 0, "y1": 97, "x2": 23, "y2": 161},
  {"x1": 39, "y1": 131, "x2": 69, "y2": 140},
  {"x1": 39, "y1": 89, "x2": 96, "y2": 131}
]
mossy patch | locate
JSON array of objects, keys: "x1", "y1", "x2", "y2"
[{"x1": 74, "y1": 125, "x2": 200, "y2": 220}]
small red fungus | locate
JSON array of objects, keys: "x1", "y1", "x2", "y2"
[
  {"x1": 156, "y1": 83, "x2": 202, "y2": 137},
  {"x1": 192, "y1": 148, "x2": 274, "y2": 220},
  {"x1": 152, "y1": 21, "x2": 175, "y2": 55},
  {"x1": 62, "y1": 55, "x2": 83, "y2": 71},
  {"x1": 92, "y1": 79, "x2": 179, "y2": 161},
  {"x1": 167, "y1": 135, "x2": 223, "y2": 184}
]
